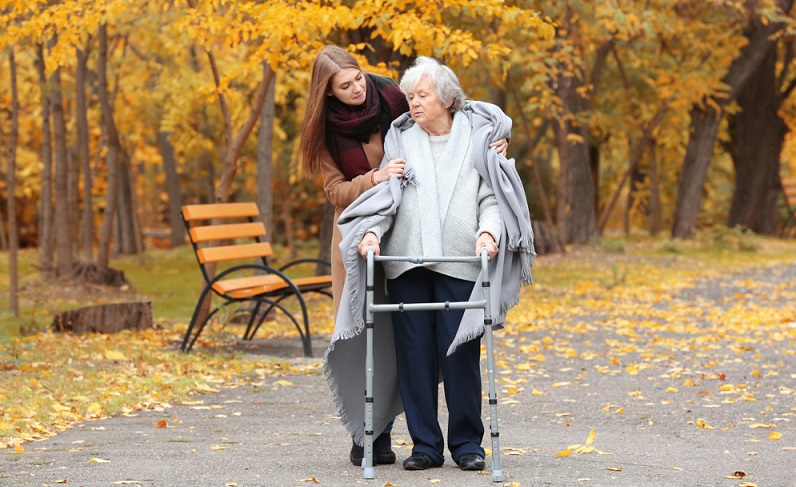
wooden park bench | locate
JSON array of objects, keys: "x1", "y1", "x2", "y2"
[
  {"x1": 181, "y1": 202, "x2": 332, "y2": 356},
  {"x1": 782, "y1": 177, "x2": 796, "y2": 236}
]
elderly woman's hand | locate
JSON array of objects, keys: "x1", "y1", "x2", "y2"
[
  {"x1": 372, "y1": 158, "x2": 406, "y2": 185},
  {"x1": 476, "y1": 232, "x2": 498, "y2": 258},
  {"x1": 358, "y1": 232, "x2": 380, "y2": 257},
  {"x1": 489, "y1": 138, "x2": 509, "y2": 157}
]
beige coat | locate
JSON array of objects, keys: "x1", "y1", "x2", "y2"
[{"x1": 319, "y1": 129, "x2": 385, "y2": 315}]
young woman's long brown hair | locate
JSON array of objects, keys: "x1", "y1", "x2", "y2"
[{"x1": 299, "y1": 45, "x2": 362, "y2": 176}]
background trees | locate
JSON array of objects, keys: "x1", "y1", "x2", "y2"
[{"x1": 2, "y1": 0, "x2": 796, "y2": 286}]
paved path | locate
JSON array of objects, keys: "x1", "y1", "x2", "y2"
[{"x1": 3, "y1": 264, "x2": 795, "y2": 487}]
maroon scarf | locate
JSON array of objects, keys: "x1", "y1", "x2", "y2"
[{"x1": 325, "y1": 74, "x2": 409, "y2": 180}]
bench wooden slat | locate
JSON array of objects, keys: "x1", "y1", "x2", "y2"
[
  {"x1": 217, "y1": 275, "x2": 334, "y2": 300},
  {"x1": 190, "y1": 222, "x2": 266, "y2": 243},
  {"x1": 182, "y1": 203, "x2": 259, "y2": 221},
  {"x1": 197, "y1": 242, "x2": 273, "y2": 263},
  {"x1": 212, "y1": 274, "x2": 287, "y2": 296}
]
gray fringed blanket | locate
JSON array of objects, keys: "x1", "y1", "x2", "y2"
[{"x1": 323, "y1": 100, "x2": 535, "y2": 445}]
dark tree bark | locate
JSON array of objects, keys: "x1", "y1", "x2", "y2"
[
  {"x1": 52, "y1": 301, "x2": 152, "y2": 334},
  {"x1": 7, "y1": 49, "x2": 20, "y2": 316},
  {"x1": 116, "y1": 158, "x2": 142, "y2": 254},
  {"x1": 76, "y1": 46, "x2": 93, "y2": 261},
  {"x1": 554, "y1": 74, "x2": 596, "y2": 244},
  {"x1": 35, "y1": 44, "x2": 55, "y2": 277},
  {"x1": 672, "y1": 0, "x2": 794, "y2": 238},
  {"x1": 158, "y1": 130, "x2": 184, "y2": 247},
  {"x1": 50, "y1": 36, "x2": 74, "y2": 277},
  {"x1": 257, "y1": 64, "x2": 275, "y2": 243},
  {"x1": 648, "y1": 143, "x2": 662, "y2": 236},
  {"x1": 726, "y1": 45, "x2": 785, "y2": 234},
  {"x1": 97, "y1": 24, "x2": 121, "y2": 270}
]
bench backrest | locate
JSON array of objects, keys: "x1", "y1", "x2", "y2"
[{"x1": 182, "y1": 203, "x2": 273, "y2": 280}]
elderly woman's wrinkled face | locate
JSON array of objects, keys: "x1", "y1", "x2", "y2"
[
  {"x1": 406, "y1": 77, "x2": 452, "y2": 131},
  {"x1": 328, "y1": 68, "x2": 367, "y2": 107}
]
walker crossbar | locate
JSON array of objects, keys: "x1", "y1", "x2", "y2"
[{"x1": 362, "y1": 248, "x2": 505, "y2": 483}]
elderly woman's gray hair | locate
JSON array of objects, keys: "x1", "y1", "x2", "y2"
[{"x1": 400, "y1": 57, "x2": 466, "y2": 113}]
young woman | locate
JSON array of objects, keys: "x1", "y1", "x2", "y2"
[{"x1": 299, "y1": 45, "x2": 409, "y2": 466}]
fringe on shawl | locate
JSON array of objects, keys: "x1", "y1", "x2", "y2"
[{"x1": 322, "y1": 344, "x2": 354, "y2": 439}]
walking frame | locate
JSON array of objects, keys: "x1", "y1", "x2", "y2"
[{"x1": 362, "y1": 247, "x2": 505, "y2": 483}]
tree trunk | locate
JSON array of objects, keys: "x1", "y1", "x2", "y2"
[
  {"x1": 76, "y1": 46, "x2": 93, "y2": 261},
  {"x1": 36, "y1": 44, "x2": 55, "y2": 278},
  {"x1": 116, "y1": 158, "x2": 142, "y2": 254},
  {"x1": 50, "y1": 36, "x2": 74, "y2": 277},
  {"x1": 257, "y1": 64, "x2": 275, "y2": 243},
  {"x1": 671, "y1": 105, "x2": 723, "y2": 238},
  {"x1": 7, "y1": 49, "x2": 20, "y2": 316},
  {"x1": 97, "y1": 24, "x2": 121, "y2": 270},
  {"x1": 555, "y1": 75, "x2": 596, "y2": 244},
  {"x1": 0, "y1": 212, "x2": 6, "y2": 251},
  {"x1": 648, "y1": 143, "x2": 662, "y2": 236},
  {"x1": 52, "y1": 301, "x2": 152, "y2": 334},
  {"x1": 158, "y1": 130, "x2": 184, "y2": 247},
  {"x1": 727, "y1": 45, "x2": 784, "y2": 235},
  {"x1": 671, "y1": 1, "x2": 794, "y2": 238}
]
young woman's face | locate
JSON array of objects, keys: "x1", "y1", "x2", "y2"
[{"x1": 328, "y1": 68, "x2": 367, "y2": 107}]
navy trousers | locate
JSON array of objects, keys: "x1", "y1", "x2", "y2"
[{"x1": 387, "y1": 267, "x2": 484, "y2": 465}]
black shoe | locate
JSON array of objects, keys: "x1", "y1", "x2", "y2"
[
  {"x1": 457, "y1": 453, "x2": 485, "y2": 471},
  {"x1": 349, "y1": 433, "x2": 396, "y2": 466},
  {"x1": 403, "y1": 452, "x2": 442, "y2": 470}
]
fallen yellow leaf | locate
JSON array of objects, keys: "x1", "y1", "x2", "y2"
[
  {"x1": 155, "y1": 420, "x2": 168, "y2": 428},
  {"x1": 696, "y1": 418, "x2": 714, "y2": 430},
  {"x1": 768, "y1": 431, "x2": 783, "y2": 440},
  {"x1": 556, "y1": 448, "x2": 571, "y2": 457},
  {"x1": 13, "y1": 444, "x2": 25, "y2": 454},
  {"x1": 89, "y1": 458, "x2": 110, "y2": 463}
]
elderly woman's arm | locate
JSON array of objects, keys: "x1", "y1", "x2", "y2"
[
  {"x1": 358, "y1": 215, "x2": 394, "y2": 257},
  {"x1": 476, "y1": 179, "x2": 502, "y2": 257}
]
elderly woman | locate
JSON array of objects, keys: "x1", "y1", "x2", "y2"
[{"x1": 329, "y1": 56, "x2": 534, "y2": 473}]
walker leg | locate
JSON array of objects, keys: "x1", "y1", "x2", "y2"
[
  {"x1": 481, "y1": 249, "x2": 505, "y2": 482},
  {"x1": 363, "y1": 248, "x2": 376, "y2": 480}
]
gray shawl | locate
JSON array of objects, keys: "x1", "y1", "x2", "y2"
[{"x1": 323, "y1": 100, "x2": 535, "y2": 445}]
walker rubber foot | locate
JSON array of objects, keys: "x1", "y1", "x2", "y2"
[
  {"x1": 364, "y1": 467, "x2": 375, "y2": 479},
  {"x1": 491, "y1": 470, "x2": 505, "y2": 482}
]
